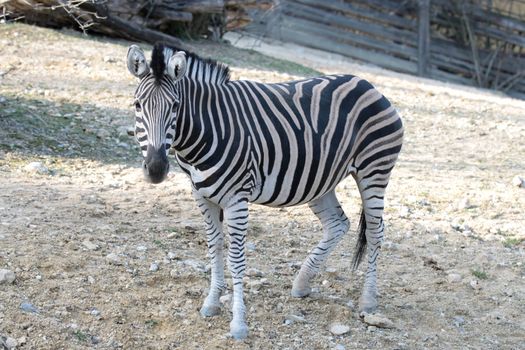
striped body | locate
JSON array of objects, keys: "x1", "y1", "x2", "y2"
[
  {"x1": 126, "y1": 44, "x2": 403, "y2": 339},
  {"x1": 174, "y1": 73, "x2": 403, "y2": 207}
]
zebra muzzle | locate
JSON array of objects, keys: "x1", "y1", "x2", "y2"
[{"x1": 143, "y1": 146, "x2": 169, "y2": 184}]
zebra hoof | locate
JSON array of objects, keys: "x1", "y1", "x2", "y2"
[
  {"x1": 230, "y1": 321, "x2": 249, "y2": 340},
  {"x1": 200, "y1": 304, "x2": 221, "y2": 317},
  {"x1": 291, "y1": 286, "x2": 311, "y2": 298},
  {"x1": 358, "y1": 295, "x2": 378, "y2": 316}
]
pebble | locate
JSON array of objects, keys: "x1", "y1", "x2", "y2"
[
  {"x1": 0, "y1": 269, "x2": 16, "y2": 284},
  {"x1": 334, "y1": 344, "x2": 346, "y2": 350},
  {"x1": 220, "y1": 293, "x2": 232, "y2": 306},
  {"x1": 17, "y1": 336, "x2": 27, "y2": 345},
  {"x1": 91, "y1": 308, "x2": 100, "y2": 316},
  {"x1": 247, "y1": 278, "x2": 268, "y2": 290},
  {"x1": 363, "y1": 313, "x2": 395, "y2": 328},
  {"x1": 398, "y1": 206, "x2": 410, "y2": 218},
  {"x1": 136, "y1": 245, "x2": 148, "y2": 252},
  {"x1": 457, "y1": 197, "x2": 473, "y2": 210},
  {"x1": 247, "y1": 242, "x2": 257, "y2": 252},
  {"x1": 20, "y1": 301, "x2": 39, "y2": 314},
  {"x1": 285, "y1": 314, "x2": 307, "y2": 325},
  {"x1": 469, "y1": 279, "x2": 481, "y2": 290},
  {"x1": 167, "y1": 251, "x2": 177, "y2": 260},
  {"x1": 2, "y1": 337, "x2": 18, "y2": 349},
  {"x1": 179, "y1": 259, "x2": 206, "y2": 272},
  {"x1": 329, "y1": 323, "x2": 350, "y2": 335},
  {"x1": 82, "y1": 240, "x2": 100, "y2": 251},
  {"x1": 87, "y1": 276, "x2": 95, "y2": 284},
  {"x1": 105, "y1": 253, "x2": 123, "y2": 266},
  {"x1": 24, "y1": 161, "x2": 49, "y2": 174},
  {"x1": 447, "y1": 273, "x2": 462, "y2": 283},
  {"x1": 512, "y1": 175, "x2": 524, "y2": 188},
  {"x1": 96, "y1": 129, "x2": 111, "y2": 139},
  {"x1": 245, "y1": 267, "x2": 264, "y2": 277},
  {"x1": 149, "y1": 262, "x2": 159, "y2": 272},
  {"x1": 346, "y1": 300, "x2": 355, "y2": 309},
  {"x1": 453, "y1": 316, "x2": 465, "y2": 327}
]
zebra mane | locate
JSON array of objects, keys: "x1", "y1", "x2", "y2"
[{"x1": 151, "y1": 42, "x2": 230, "y2": 84}]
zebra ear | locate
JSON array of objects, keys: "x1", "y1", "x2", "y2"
[
  {"x1": 167, "y1": 51, "x2": 187, "y2": 82},
  {"x1": 127, "y1": 45, "x2": 149, "y2": 79}
]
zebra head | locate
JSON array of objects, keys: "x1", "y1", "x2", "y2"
[{"x1": 126, "y1": 44, "x2": 187, "y2": 184}]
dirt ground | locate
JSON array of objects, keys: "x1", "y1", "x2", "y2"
[{"x1": 1, "y1": 24, "x2": 524, "y2": 350}]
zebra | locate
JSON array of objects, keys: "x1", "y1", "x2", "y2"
[{"x1": 126, "y1": 43, "x2": 403, "y2": 339}]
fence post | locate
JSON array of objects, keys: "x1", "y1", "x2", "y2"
[{"x1": 418, "y1": 0, "x2": 430, "y2": 77}]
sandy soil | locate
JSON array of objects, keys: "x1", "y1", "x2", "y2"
[{"x1": 0, "y1": 24, "x2": 524, "y2": 349}]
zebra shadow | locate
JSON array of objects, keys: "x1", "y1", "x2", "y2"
[{"x1": 0, "y1": 94, "x2": 184, "y2": 174}]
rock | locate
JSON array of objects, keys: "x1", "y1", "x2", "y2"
[
  {"x1": 220, "y1": 293, "x2": 232, "y2": 307},
  {"x1": 329, "y1": 323, "x2": 350, "y2": 336},
  {"x1": 105, "y1": 253, "x2": 123, "y2": 266},
  {"x1": 285, "y1": 314, "x2": 307, "y2": 325},
  {"x1": 245, "y1": 268, "x2": 264, "y2": 277},
  {"x1": 247, "y1": 278, "x2": 268, "y2": 291},
  {"x1": 363, "y1": 313, "x2": 395, "y2": 329},
  {"x1": 0, "y1": 269, "x2": 16, "y2": 284},
  {"x1": 179, "y1": 259, "x2": 206, "y2": 273},
  {"x1": 346, "y1": 300, "x2": 355, "y2": 309},
  {"x1": 447, "y1": 273, "x2": 462, "y2": 283},
  {"x1": 149, "y1": 262, "x2": 159, "y2": 272},
  {"x1": 512, "y1": 175, "x2": 524, "y2": 188},
  {"x1": 87, "y1": 276, "x2": 95, "y2": 284},
  {"x1": 246, "y1": 242, "x2": 256, "y2": 252},
  {"x1": 453, "y1": 316, "x2": 465, "y2": 327},
  {"x1": 103, "y1": 55, "x2": 117, "y2": 63},
  {"x1": 457, "y1": 197, "x2": 473, "y2": 210},
  {"x1": 399, "y1": 206, "x2": 410, "y2": 218},
  {"x1": 2, "y1": 336, "x2": 18, "y2": 349},
  {"x1": 96, "y1": 129, "x2": 111, "y2": 139},
  {"x1": 20, "y1": 301, "x2": 39, "y2": 314},
  {"x1": 136, "y1": 245, "x2": 147, "y2": 252},
  {"x1": 17, "y1": 336, "x2": 27, "y2": 345},
  {"x1": 24, "y1": 161, "x2": 49, "y2": 174},
  {"x1": 91, "y1": 308, "x2": 100, "y2": 316},
  {"x1": 469, "y1": 279, "x2": 481, "y2": 290},
  {"x1": 82, "y1": 240, "x2": 100, "y2": 251},
  {"x1": 334, "y1": 344, "x2": 346, "y2": 350},
  {"x1": 167, "y1": 251, "x2": 177, "y2": 260}
]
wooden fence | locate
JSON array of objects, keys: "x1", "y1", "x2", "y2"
[{"x1": 246, "y1": 0, "x2": 525, "y2": 99}]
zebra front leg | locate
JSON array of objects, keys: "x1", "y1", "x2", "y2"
[
  {"x1": 292, "y1": 191, "x2": 350, "y2": 297},
  {"x1": 195, "y1": 195, "x2": 225, "y2": 317},
  {"x1": 224, "y1": 198, "x2": 249, "y2": 339}
]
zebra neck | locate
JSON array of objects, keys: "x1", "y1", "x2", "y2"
[{"x1": 173, "y1": 78, "x2": 229, "y2": 167}]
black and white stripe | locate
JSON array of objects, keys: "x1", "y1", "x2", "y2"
[{"x1": 127, "y1": 43, "x2": 404, "y2": 339}]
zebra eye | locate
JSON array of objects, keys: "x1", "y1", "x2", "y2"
[{"x1": 135, "y1": 101, "x2": 142, "y2": 113}]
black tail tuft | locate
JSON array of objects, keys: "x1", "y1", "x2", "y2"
[{"x1": 352, "y1": 210, "x2": 367, "y2": 270}]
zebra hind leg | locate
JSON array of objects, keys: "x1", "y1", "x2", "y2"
[
  {"x1": 194, "y1": 195, "x2": 225, "y2": 317},
  {"x1": 354, "y1": 175, "x2": 388, "y2": 315},
  {"x1": 292, "y1": 190, "x2": 350, "y2": 298}
]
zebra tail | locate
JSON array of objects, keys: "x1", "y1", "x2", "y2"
[{"x1": 352, "y1": 210, "x2": 367, "y2": 270}]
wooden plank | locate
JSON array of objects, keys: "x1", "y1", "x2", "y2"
[
  {"x1": 287, "y1": 0, "x2": 416, "y2": 30},
  {"x1": 418, "y1": 0, "x2": 430, "y2": 77},
  {"x1": 284, "y1": 1, "x2": 417, "y2": 46},
  {"x1": 281, "y1": 15, "x2": 418, "y2": 59},
  {"x1": 275, "y1": 24, "x2": 418, "y2": 74}
]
